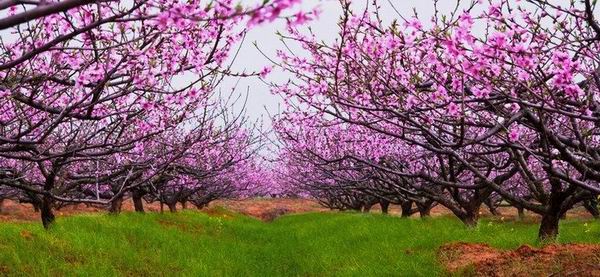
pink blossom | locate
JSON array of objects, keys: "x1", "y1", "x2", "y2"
[
  {"x1": 447, "y1": 102, "x2": 460, "y2": 116},
  {"x1": 290, "y1": 11, "x2": 311, "y2": 26},
  {"x1": 508, "y1": 127, "x2": 521, "y2": 142},
  {"x1": 259, "y1": 66, "x2": 273, "y2": 78}
]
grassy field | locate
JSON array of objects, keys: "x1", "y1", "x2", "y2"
[{"x1": 0, "y1": 208, "x2": 599, "y2": 276}]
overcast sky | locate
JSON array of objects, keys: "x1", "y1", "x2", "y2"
[
  {"x1": 2, "y1": 0, "x2": 581, "y2": 128},
  {"x1": 221, "y1": 0, "x2": 466, "y2": 127},
  {"x1": 222, "y1": 0, "x2": 598, "y2": 129}
]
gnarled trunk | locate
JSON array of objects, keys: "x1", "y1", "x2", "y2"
[
  {"x1": 485, "y1": 200, "x2": 500, "y2": 216},
  {"x1": 40, "y1": 196, "x2": 55, "y2": 229},
  {"x1": 538, "y1": 212, "x2": 560, "y2": 241},
  {"x1": 41, "y1": 170, "x2": 58, "y2": 229},
  {"x1": 418, "y1": 206, "x2": 431, "y2": 218},
  {"x1": 132, "y1": 195, "x2": 144, "y2": 213},
  {"x1": 489, "y1": 207, "x2": 500, "y2": 216},
  {"x1": 167, "y1": 202, "x2": 177, "y2": 213},
  {"x1": 362, "y1": 203, "x2": 372, "y2": 213},
  {"x1": 538, "y1": 179, "x2": 568, "y2": 241},
  {"x1": 416, "y1": 201, "x2": 433, "y2": 218},
  {"x1": 516, "y1": 206, "x2": 525, "y2": 221},
  {"x1": 538, "y1": 198, "x2": 563, "y2": 240},
  {"x1": 454, "y1": 204, "x2": 481, "y2": 228},
  {"x1": 380, "y1": 199, "x2": 390, "y2": 214},
  {"x1": 459, "y1": 211, "x2": 479, "y2": 228},
  {"x1": 181, "y1": 201, "x2": 188, "y2": 210},
  {"x1": 108, "y1": 196, "x2": 123, "y2": 214},
  {"x1": 583, "y1": 199, "x2": 599, "y2": 219},
  {"x1": 400, "y1": 201, "x2": 414, "y2": 217}
]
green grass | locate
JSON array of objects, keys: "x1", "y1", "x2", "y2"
[{"x1": 0, "y1": 209, "x2": 599, "y2": 276}]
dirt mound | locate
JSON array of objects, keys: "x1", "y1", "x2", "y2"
[{"x1": 439, "y1": 242, "x2": 600, "y2": 276}]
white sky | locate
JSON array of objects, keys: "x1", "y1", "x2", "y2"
[
  {"x1": 223, "y1": 0, "x2": 599, "y2": 129},
  {"x1": 222, "y1": 0, "x2": 464, "y2": 127}
]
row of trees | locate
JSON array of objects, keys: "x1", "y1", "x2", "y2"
[
  {"x1": 271, "y1": 0, "x2": 600, "y2": 240},
  {"x1": 2, "y1": 0, "x2": 599, "y2": 242},
  {"x1": 0, "y1": 0, "x2": 309, "y2": 228}
]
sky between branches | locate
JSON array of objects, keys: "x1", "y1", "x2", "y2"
[
  {"x1": 219, "y1": 0, "x2": 596, "y2": 129},
  {"x1": 221, "y1": 0, "x2": 485, "y2": 127}
]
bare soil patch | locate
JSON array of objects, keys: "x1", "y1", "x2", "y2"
[
  {"x1": 0, "y1": 198, "x2": 596, "y2": 223},
  {"x1": 209, "y1": 198, "x2": 328, "y2": 221},
  {"x1": 439, "y1": 242, "x2": 600, "y2": 276},
  {"x1": 0, "y1": 200, "x2": 105, "y2": 222},
  {"x1": 0, "y1": 198, "x2": 328, "y2": 222},
  {"x1": 202, "y1": 206, "x2": 235, "y2": 220}
]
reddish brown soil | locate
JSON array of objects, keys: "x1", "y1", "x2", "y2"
[
  {"x1": 0, "y1": 198, "x2": 597, "y2": 223},
  {"x1": 0, "y1": 199, "x2": 169, "y2": 222},
  {"x1": 439, "y1": 242, "x2": 600, "y2": 276},
  {"x1": 0, "y1": 198, "x2": 329, "y2": 222},
  {"x1": 211, "y1": 198, "x2": 328, "y2": 221}
]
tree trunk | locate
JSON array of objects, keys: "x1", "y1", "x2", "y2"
[
  {"x1": 181, "y1": 201, "x2": 188, "y2": 210},
  {"x1": 40, "y1": 196, "x2": 55, "y2": 229},
  {"x1": 400, "y1": 201, "x2": 413, "y2": 217},
  {"x1": 453, "y1": 200, "x2": 483, "y2": 227},
  {"x1": 416, "y1": 201, "x2": 434, "y2": 218},
  {"x1": 418, "y1": 206, "x2": 432, "y2": 218},
  {"x1": 486, "y1": 200, "x2": 500, "y2": 216},
  {"x1": 460, "y1": 211, "x2": 479, "y2": 228},
  {"x1": 538, "y1": 212, "x2": 560, "y2": 241},
  {"x1": 132, "y1": 195, "x2": 145, "y2": 213},
  {"x1": 490, "y1": 207, "x2": 500, "y2": 216},
  {"x1": 456, "y1": 204, "x2": 481, "y2": 228},
  {"x1": 362, "y1": 203, "x2": 372, "y2": 213},
  {"x1": 0, "y1": 199, "x2": 4, "y2": 213},
  {"x1": 350, "y1": 203, "x2": 361, "y2": 211},
  {"x1": 160, "y1": 202, "x2": 164, "y2": 213},
  {"x1": 538, "y1": 185, "x2": 564, "y2": 241},
  {"x1": 108, "y1": 196, "x2": 123, "y2": 214},
  {"x1": 517, "y1": 206, "x2": 525, "y2": 221},
  {"x1": 583, "y1": 199, "x2": 599, "y2": 219},
  {"x1": 167, "y1": 203, "x2": 177, "y2": 213},
  {"x1": 380, "y1": 199, "x2": 390, "y2": 214}
]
